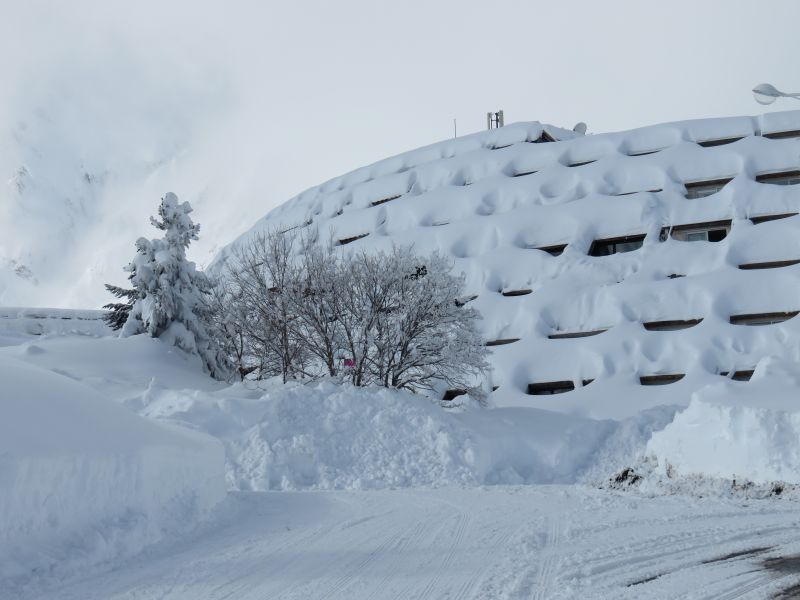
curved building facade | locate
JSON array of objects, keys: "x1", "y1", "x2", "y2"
[{"x1": 215, "y1": 111, "x2": 800, "y2": 419}]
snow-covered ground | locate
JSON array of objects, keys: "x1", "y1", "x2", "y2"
[
  {"x1": 5, "y1": 314, "x2": 800, "y2": 599},
  {"x1": 17, "y1": 487, "x2": 800, "y2": 600}
]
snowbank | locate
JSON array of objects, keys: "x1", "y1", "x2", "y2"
[
  {"x1": 0, "y1": 354, "x2": 226, "y2": 586},
  {"x1": 647, "y1": 359, "x2": 800, "y2": 484},
  {"x1": 138, "y1": 379, "x2": 670, "y2": 490}
]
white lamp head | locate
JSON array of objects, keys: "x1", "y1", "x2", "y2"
[{"x1": 753, "y1": 83, "x2": 781, "y2": 105}]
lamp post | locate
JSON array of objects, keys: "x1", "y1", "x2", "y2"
[{"x1": 753, "y1": 83, "x2": 800, "y2": 105}]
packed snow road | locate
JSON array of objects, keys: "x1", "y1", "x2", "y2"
[{"x1": 20, "y1": 486, "x2": 800, "y2": 600}]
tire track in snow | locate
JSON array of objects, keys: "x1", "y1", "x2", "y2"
[{"x1": 532, "y1": 516, "x2": 561, "y2": 600}]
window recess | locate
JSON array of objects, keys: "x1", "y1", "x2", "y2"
[
  {"x1": 548, "y1": 328, "x2": 608, "y2": 339},
  {"x1": 639, "y1": 373, "x2": 685, "y2": 385},
  {"x1": 696, "y1": 136, "x2": 744, "y2": 148},
  {"x1": 643, "y1": 318, "x2": 703, "y2": 331},
  {"x1": 485, "y1": 338, "x2": 520, "y2": 347},
  {"x1": 532, "y1": 243, "x2": 567, "y2": 257},
  {"x1": 738, "y1": 259, "x2": 800, "y2": 270},
  {"x1": 684, "y1": 177, "x2": 734, "y2": 199},
  {"x1": 719, "y1": 369, "x2": 755, "y2": 381},
  {"x1": 588, "y1": 234, "x2": 645, "y2": 257},
  {"x1": 750, "y1": 213, "x2": 797, "y2": 225},
  {"x1": 664, "y1": 219, "x2": 731, "y2": 242},
  {"x1": 527, "y1": 380, "x2": 575, "y2": 395},
  {"x1": 755, "y1": 170, "x2": 800, "y2": 186},
  {"x1": 763, "y1": 130, "x2": 800, "y2": 140},
  {"x1": 338, "y1": 233, "x2": 369, "y2": 246},
  {"x1": 729, "y1": 311, "x2": 800, "y2": 326}
]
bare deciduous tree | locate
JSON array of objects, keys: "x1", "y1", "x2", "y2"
[{"x1": 211, "y1": 229, "x2": 490, "y2": 398}]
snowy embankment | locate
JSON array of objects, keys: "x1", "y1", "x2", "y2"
[
  {"x1": 137, "y1": 379, "x2": 675, "y2": 491},
  {"x1": 0, "y1": 352, "x2": 226, "y2": 588},
  {"x1": 647, "y1": 359, "x2": 800, "y2": 485}
]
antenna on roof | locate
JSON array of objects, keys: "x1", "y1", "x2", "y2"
[
  {"x1": 573, "y1": 122, "x2": 587, "y2": 135},
  {"x1": 487, "y1": 110, "x2": 504, "y2": 130}
]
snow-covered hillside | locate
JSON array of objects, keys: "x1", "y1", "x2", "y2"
[{"x1": 214, "y1": 110, "x2": 800, "y2": 418}]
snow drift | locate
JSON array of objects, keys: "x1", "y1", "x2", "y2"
[
  {"x1": 137, "y1": 379, "x2": 673, "y2": 491},
  {"x1": 647, "y1": 359, "x2": 800, "y2": 484},
  {"x1": 0, "y1": 353, "x2": 226, "y2": 586}
]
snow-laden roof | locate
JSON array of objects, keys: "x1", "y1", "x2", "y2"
[{"x1": 214, "y1": 111, "x2": 800, "y2": 419}]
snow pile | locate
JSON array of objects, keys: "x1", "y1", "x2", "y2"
[
  {"x1": 0, "y1": 353, "x2": 226, "y2": 587},
  {"x1": 647, "y1": 359, "x2": 800, "y2": 485},
  {"x1": 137, "y1": 379, "x2": 670, "y2": 491}
]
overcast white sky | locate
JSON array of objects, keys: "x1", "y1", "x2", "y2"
[{"x1": 2, "y1": 0, "x2": 800, "y2": 306}]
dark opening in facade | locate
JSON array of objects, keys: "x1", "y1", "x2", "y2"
[
  {"x1": 338, "y1": 233, "x2": 369, "y2": 246},
  {"x1": 667, "y1": 219, "x2": 731, "y2": 242},
  {"x1": 684, "y1": 177, "x2": 734, "y2": 199},
  {"x1": 643, "y1": 318, "x2": 703, "y2": 331},
  {"x1": 750, "y1": 213, "x2": 798, "y2": 224},
  {"x1": 534, "y1": 244, "x2": 567, "y2": 257},
  {"x1": 738, "y1": 259, "x2": 800, "y2": 270},
  {"x1": 729, "y1": 311, "x2": 800, "y2": 326},
  {"x1": 371, "y1": 194, "x2": 402, "y2": 207},
  {"x1": 696, "y1": 136, "x2": 744, "y2": 148},
  {"x1": 485, "y1": 338, "x2": 520, "y2": 347},
  {"x1": 719, "y1": 369, "x2": 755, "y2": 381},
  {"x1": 548, "y1": 328, "x2": 608, "y2": 339},
  {"x1": 639, "y1": 373, "x2": 685, "y2": 385},
  {"x1": 527, "y1": 380, "x2": 574, "y2": 395},
  {"x1": 763, "y1": 130, "x2": 800, "y2": 140},
  {"x1": 589, "y1": 234, "x2": 645, "y2": 257},
  {"x1": 755, "y1": 170, "x2": 800, "y2": 186}
]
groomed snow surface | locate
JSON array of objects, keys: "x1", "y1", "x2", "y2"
[{"x1": 5, "y1": 312, "x2": 800, "y2": 599}]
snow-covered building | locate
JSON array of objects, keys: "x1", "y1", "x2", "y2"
[{"x1": 214, "y1": 110, "x2": 800, "y2": 419}]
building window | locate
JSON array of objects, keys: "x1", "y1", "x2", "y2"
[
  {"x1": 763, "y1": 130, "x2": 800, "y2": 140},
  {"x1": 485, "y1": 338, "x2": 520, "y2": 347},
  {"x1": 338, "y1": 233, "x2": 369, "y2": 246},
  {"x1": 667, "y1": 219, "x2": 731, "y2": 242},
  {"x1": 643, "y1": 318, "x2": 703, "y2": 331},
  {"x1": 684, "y1": 177, "x2": 733, "y2": 199},
  {"x1": 729, "y1": 311, "x2": 800, "y2": 326},
  {"x1": 719, "y1": 369, "x2": 755, "y2": 381},
  {"x1": 755, "y1": 170, "x2": 800, "y2": 186},
  {"x1": 696, "y1": 136, "x2": 744, "y2": 148},
  {"x1": 502, "y1": 288, "x2": 532, "y2": 297},
  {"x1": 527, "y1": 380, "x2": 575, "y2": 395},
  {"x1": 533, "y1": 244, "x2": 567, "y2": 256},
  {"x1": 738, "y1": 259, "x2": 800, "y2": 270},
  {"x1": 442, "y1": 389, "x2": 467, "y2": 401},
  {"x1": 589, "y1": 234, "x2": 645, "y2": 257},
  {"x1": 750, "y1": 213, "x2": 797, "y2": 224},
  {"x1": 639, "y1": 373, "x2": 685, "y2": 385},
  {"x1": 548, "y1": 328, "x2": 608, "y2": 339}
]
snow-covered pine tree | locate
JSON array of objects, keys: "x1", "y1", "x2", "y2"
[
  {"x1": 102, "y1": 283, "x2": 135, "y2": 330},
  {"x1": 120, "y1": 192, "x2": 231, "y2": 380}
]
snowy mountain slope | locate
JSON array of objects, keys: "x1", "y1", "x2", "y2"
[{"x1": 214, "y1": 110, "x2": 800, "y2": 418}]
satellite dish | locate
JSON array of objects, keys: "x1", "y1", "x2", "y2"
[{"x1": 573, "y1": 122, "x2": 587, "y2": 135}]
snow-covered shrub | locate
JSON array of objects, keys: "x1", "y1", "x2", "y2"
[
  {"x1": 216, "y1": 229, "x2": 490, "y2": 395},
  {"x1": 114, "y1": 193, "x2": 230, "y2": 379}
]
